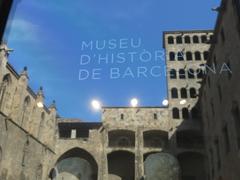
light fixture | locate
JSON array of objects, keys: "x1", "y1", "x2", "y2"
[
  {"x1": 91, "y1": 100, "x2": 101, "y2": 111},
  {"x1": 37, "y1": 101, "x2": 44, "y2": 108},
  {"x1": 180, "y1": 99, "x2": 187, "y2": 105},
  {"x1": 130, "y1": 98, "x2": 139, "y2": 107},
  {"x1": 162, "y1": 99, "x2": 169, "y2": 106}
]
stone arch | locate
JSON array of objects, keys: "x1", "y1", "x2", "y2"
[
  {"x1": 143, "y1": 130, "x2": 168, "y2": 148},
  {"x1": 107, "y1": 151, "x2": 135, "y2": 180},
  {"x1": 177, "y1": 152, "x2": 206, "y2": 180},
  {"x1": 53, "y1": 147, "x2": 98, "y2": 180},
  {"x1": 108, "y1": 129, "x2": 135, "y2": 147}
]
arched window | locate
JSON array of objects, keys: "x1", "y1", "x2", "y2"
[
  {"x1": 184, "y1": 36, "x2": 191, "y2": 44},
  {"x1": 182, "y1": 108, "x2": 189, "y2": 119},
  {"x1": 190, "y1": 88, "x2": 197, "y2": 98},
  {"x1": 191, "y1": 107, "x2": 200, "y2": 119},
  {"x1": 169, "y1": 52, "x2": 175, "y2": 61},
  {"x1": 168, "y1": 36, "x2": 174, "y2": 44},
  {"x1": 176, "y1": 36, "x2": 182, "y2": 44},
  {"x1": 201, "y1": 35, "x2": 207, "y2": 43},
  {"x1": 188, "y1": 69, "x2": 195, "y2": 79},
  {"x1": 181, "y1": 88, "x2": 187, "y2": 98},
  {"x1": 120, "y1": 113, "x2": 124, "y2": 120},
  {"x1": 195, "y1": 51, "x2": 201, "y2": 60},
  {"x1": 186, "y1": 52, "x2": 193, "y2": 61},
  {"x1": 196, "y1": 69, "x2": 204, "y2": 79},
  {"x1": 193, "y1": 36, "x2": 199, "y2": 43},
  {"x1": 203, "y1": 51, "x2": 209, "y2": 60},
  {"x1": 179, "y1": 69, "x2": 186, "y2": 79},
  {"x1": 172, "y1": 108, "x2": 180, "y2": 119},
  {"x1": 0, "y1": 74, "x2": 12, "y2": 111},
  {"x1": 38, "y1": 112, "x2": 45, "y2": 138},
  {"x1": 21, "y1": 96, "x2": 31, "y2": 126},
  {"x1": 171, "y1": 88, "x2": 178, "y2": 99},
  {"x1": 177, "y1": 52, "x2": 184, "y2": 61},
  {"x1": 170, "y1": 69, "x2": 177, "y2": 79}
]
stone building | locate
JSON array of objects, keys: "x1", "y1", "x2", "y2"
[
  {"x1": 200, "y1": 0, "x2": 240, "y2": 180},
  {"x1": 0, "y1": 0, "x2": 239, "y2": 179},
  {"x1": 0, "y1": 29, "x2": 213, "y2": 180}
]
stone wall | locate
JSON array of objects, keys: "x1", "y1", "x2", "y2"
[
  {"x1": 200, "y1": 0, "x2": 240, "y2": 179},
  {"x1": 0, "y1": 112, "x2": 54, "y2": 180}
]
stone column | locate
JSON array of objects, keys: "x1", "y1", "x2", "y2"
[{"x1": 135, "y1": 127, "x2": 144, "y2": 180}]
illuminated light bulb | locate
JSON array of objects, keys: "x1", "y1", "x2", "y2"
[
  {"x1": 130, "y1": 98, "x2": 139, "y2": 107},
  {"x1": 91, "y1": 100, "x2": 101, "y2": 111},
  {"x1": 37, "y1": 101, "x2": 44, "y2": 108},
  {"x1": 180, "y1": 99, "x2": 187, "y2": 105},
  {"x1": 162, "y1": 99, "x2": 169, "y2": 106}
]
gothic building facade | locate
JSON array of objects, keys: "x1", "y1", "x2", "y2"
[{"x1": 0, "y1": 0, "x2": 239, "y2": 180}]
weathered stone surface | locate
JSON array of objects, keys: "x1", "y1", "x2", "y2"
[{"x1": 144, "y1": 153, "x2": 180, "y2": 180}]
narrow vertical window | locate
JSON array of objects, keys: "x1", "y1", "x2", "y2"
[
  {"x1": 179, "y1": 69, "x2": 186, "y2": 79},
  {"x1": 195, "y1": 51, "x2": 201, "y2": 60},
  {"x1": 154, "y1": 113, "x2": 157, "y2": 120},
  {"x1": 120, "y1": 114, "x2": 124, "y2": 120},
  {"x1": 169, "y1": 52, "x2": 175, "y2": 61},
  {"x1": 176, "y1": 36, "x2": 182, "y2": 44},
  {"x1": 168, "y1": 36, "x2": 174, "y2": 44},
  {"x1": 193, "y1": 36, "x2": 199, "y2": 43},
  {"x1": 184, "y1": 36, "x2": 191, "y2": 43},
  {"x1": 170, "y1": 69, "x2": 177, "y2": 79},
  {"x1": 186, "y1": 52, "x2": 193, "y2": 61},
  {"x1": 171, "y1": 88, "x2": 178, "y2": 99},
  {"x1": 172, "y1": 108, "x2": 180, "y2": 119}
]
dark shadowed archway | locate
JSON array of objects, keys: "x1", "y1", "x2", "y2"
[
  {"x1": 107, "y1": 151, "x2": 135, "y2": 180},
  {"x1": 177, "y1": 152, "x2": 206, "y2": 180},
  {"x1": 51, "y1": 147, "x2": 98, "y2": 180}
]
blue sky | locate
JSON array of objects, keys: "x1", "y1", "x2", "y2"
[{"x1": 4, "y1": 0, "x2": 220, "y2": 121}]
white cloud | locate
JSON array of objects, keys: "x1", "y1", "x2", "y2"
[{"x1": 6, "y1": 18, "x2": 39, "y2": 42}]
